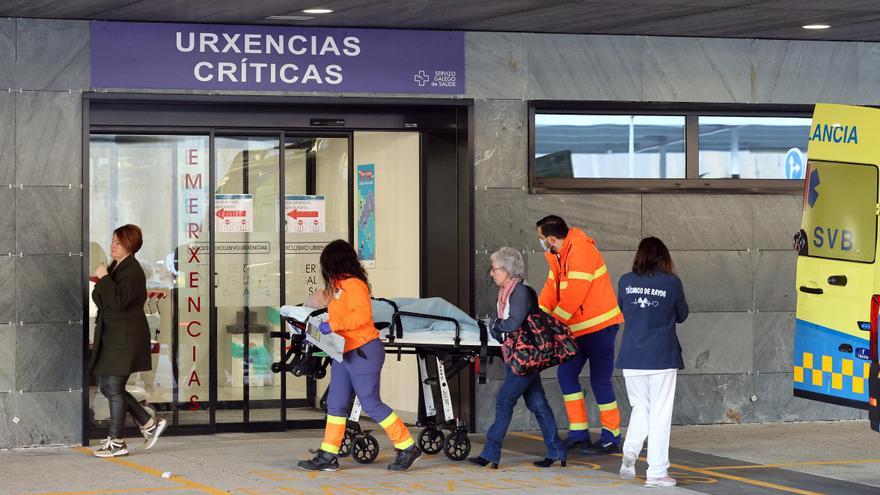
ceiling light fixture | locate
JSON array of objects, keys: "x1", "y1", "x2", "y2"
[
  {"x1": 303, "y1": 8, "x2": 333, "y2": 14},
  {"x1": 802, "y1": 24, "x2": 830, "y2": 30},
  {"x1": 266, "y1": 15, "x2": 315, "y2": 21}
]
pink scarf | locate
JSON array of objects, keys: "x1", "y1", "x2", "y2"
[{"x1": 497, "y1": 278, "x2": 521, "y2": 319}]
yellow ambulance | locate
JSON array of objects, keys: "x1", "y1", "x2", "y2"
[{"x1": 794, "y1": 103, "x2": 879, "y2": 432}]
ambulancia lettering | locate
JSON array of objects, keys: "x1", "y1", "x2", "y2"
[{"x1": 809, "y1": 123, "x2": 859, "y2": 144}]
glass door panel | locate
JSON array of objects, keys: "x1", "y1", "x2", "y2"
[
  {"x1": 88, "y1": 134, "x2": 211, "y2": 430},
  {"x1": 214, "y1": 136, "x2": 281, "y2": 424},
  {"x1": 283, "y1": 136, "x2": 350, "y2": 421}
]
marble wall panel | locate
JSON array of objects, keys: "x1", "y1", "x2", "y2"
[
  {"x1": 466, "y1": 32, "x2": 527, "y2": 99},
  {"x1": 527, "y1": 194, "x2": 642, "y2": 251},
  {"x1": 474, "y1": 188, "x2": 529, "y2": 252},
  {"x1": 754, "y1": 312, "x2": 795, "y2": 374},
  {"x1": 643, "y1": 37, "x2": 751, "y2": 103},
  {"x1": 751, "y1": 195, "x2": 803, "y2": 251},
  {"x1": 673, "y1": 374, "x2": 755, "y2": 425},
  {"x1": 13, "y1": 390, "x2": 81, "y2": 447},
  {"x1": 673, "y1": 251, "x2": 754, "y2": 312},
  {"x1": 752, "y1": 40, "x2": 860, "y2": 104},
  {"x1": 526, "y1": 34, "x2": 641, "y2": 101},
  {"x1": 0, "y1": 92, "x2": 14, "y2": 185},
  {"x1": 474, "y1": 99, "x2": 528, "y2": 189},
  {"x1": 15, "y1": 19, "x2": 89, "y2": 90},
  {"x1": 754, "y1": 373, "x2": 863, "y2": 422},
  {"x1": 753, "y1": 250, "x2": 797, "y2": 312},
  {"x1": 16, "y1": 255, "x2": 81, "y2": 323},
  {"x1": 643, "y1": 195, "x2": 752, "y2": 251},
  {"x1": 0, "y1": 324, "x2": 13, "y2": 392},
  {"x1": 678, "y1": 312, "x2": 754, "y2": 375},
  {"x1": 0, "y1": 20, "x2": 14, "y2": 89},
  {"x1": 17, "y1": 186, "x2": 82, "y2": 254},
  {"x1": 15, "y1": 91, "x2": 82, "y2": 186},
  {"x1": 16, "y1": 323, "x2": 82, "y2": 392}
]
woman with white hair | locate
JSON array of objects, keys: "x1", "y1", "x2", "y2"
[{"x1": 467, "y1": 247, "x2": 566, "y2": 469}]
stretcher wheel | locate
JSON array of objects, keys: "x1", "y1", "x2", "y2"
[
  {"x1": 338, "y1": 431, "x2": 354, "y2": 457},
  {"x1": 443, "y1": 433, "x2": 470, "y2": 461},
  {"x1": 314, "y1": 367, "x2": 327, "y2": 379},
  {"x1": 270, "y1": 363, "x2": 281, "y2": 373},
  {"x1": 352, "y1": 434, "x2": 379, "y2": 464},
  {"x1": 417, "y1": 427, "x2": 445, "y2": 455}
]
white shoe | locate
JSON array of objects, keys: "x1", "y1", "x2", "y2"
[
  {"x1": 645, "y1": 476, "x2": 677, "y2": 487},
  {"x1": 619, "y1": 455, "x2": 636, "y2": 480},
  {"x1": 141, "y1": 418, "x2": 167, "y2": 450},
  {"x1": 93, "y1": 437, "x2": 129, "y2": 458}
]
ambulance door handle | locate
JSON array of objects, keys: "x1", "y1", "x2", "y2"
[
  {"x1": 827, "y1": 275, "x2": 847, "y2": 286},
  {"x1": 799, "y1": 286, "x2": 823, "y2": 295}
]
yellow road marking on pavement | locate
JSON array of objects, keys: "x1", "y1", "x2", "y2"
[
  {"x1": 72, "y1": 447, "x2": 228, "y2": 495},
  {"x1": 667, "y1": 463, "x2": 824, "y2": 495},
  {"x1": 702, "y1": 459, "x2": 880, "y2": 470},
  {"x1": 511, "y1": 432, "x2": 824, "y2": 495},
  {"x1": 26, "y1": 488, "x2": 179, "y2": 495}
]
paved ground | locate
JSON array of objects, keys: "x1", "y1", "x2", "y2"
[{"x1": 1, "y1": 421, "x2": 878, "y2": 495}]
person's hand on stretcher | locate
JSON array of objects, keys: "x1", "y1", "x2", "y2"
[{"x1": 318, "y1": 321, "x2": 333, "y2": 335}]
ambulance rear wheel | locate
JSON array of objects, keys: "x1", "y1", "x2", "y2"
[
  {"x1": 353, "y1": 434, "x2": 379, "y2": 464},
  {"x1": 443, "y1": 433, "x2": 470, "y2": 461},
  {"x1": 418, "y1": 427, "x2": 444, "y2": 455},
  {"x1": 338, "y1": 431, "x2": 354, "y2": 457}
]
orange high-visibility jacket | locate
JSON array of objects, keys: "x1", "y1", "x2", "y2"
[
  {"x1": 327, "y1": 277, "x2": 378, "y2": 353},
  {"x1": 538, "y1": 227, "x2": 624, "y2": 337}
]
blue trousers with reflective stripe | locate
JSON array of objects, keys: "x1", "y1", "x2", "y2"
[
  {"x1": 557, "y1": 325, "x2": 619, "y2": 443},
  {"x1": 326, "y1": 338, "x2": 393, "y2": 422}
]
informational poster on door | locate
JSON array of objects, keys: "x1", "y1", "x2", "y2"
[
  {"x1": 285, "y1": 195, "x2": 326, "y2": 233},
  {"x1": 215, "y1": 194, "x2": 253, "y2": 233},
  {"x1": 357, "y1": 164, "x2": 376, "y2": 268}
]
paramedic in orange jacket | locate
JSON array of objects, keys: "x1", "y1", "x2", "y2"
[
  {"x1": 536, "y1": 215, "x2": 624, "y2": 454},
  {"x1": 297, "y1": 240, "x2": 421, "y2": 472}
]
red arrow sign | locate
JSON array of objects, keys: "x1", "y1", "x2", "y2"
[
  {"x1": 287, "y1": 209, "x2": 319, "y2": 219},
  {"x1": 216, "y1": 208, "x2": 247, "y2": 219}
]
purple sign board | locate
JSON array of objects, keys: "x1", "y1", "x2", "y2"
[{"x1": 90, "y1": 21, "x2": 465, "y2": 94}]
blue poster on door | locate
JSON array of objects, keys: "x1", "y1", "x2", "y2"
[{"x1": 357, "y1": 164, "x2": 376, "y2": 267}]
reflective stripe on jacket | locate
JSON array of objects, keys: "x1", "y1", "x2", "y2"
[{"x1": 538, "y1": 227, "x2": 624, "y2": 337}]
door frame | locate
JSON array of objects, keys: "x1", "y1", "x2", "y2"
[{"x1": 81, "y1": 94, "x2": 474, "y2": 443}]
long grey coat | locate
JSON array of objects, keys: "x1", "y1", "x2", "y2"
[{"x1": 86, "y1": 256, "x2": 151, "y2": 377}]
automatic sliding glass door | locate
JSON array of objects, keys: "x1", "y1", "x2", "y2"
[{"x1": 88, "y1": 130, "x2": 350, "y2": 435}]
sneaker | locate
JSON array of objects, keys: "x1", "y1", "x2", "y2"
[
  {"x1": 387, "y1": 445, "x2": 422, "y2": 472},
  {"x1": 619, "y1": 455, "x2": 636, "y2": 480},
  {"x1": 297, "y1": 450, "x2": 340, "y2": 472},
  {"x1": 645, "y1": 476, "x2": 677, "y2": 488},
  {"x1": 563, "y1": 437, "x2": 593, "y2": 450},
  {"x1": 582, "y1": 441, "x2": 622, "y2": 455},
  {"x1": 93, "y1": 437, "x2": 129, "y2": 458},
  {"x1": 141, "y1": 418, "x2": 167, "y2": 450}
]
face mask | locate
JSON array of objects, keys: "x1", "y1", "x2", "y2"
[{"x1": 539, "y1": 238, "x2": 550, "y2": 251}]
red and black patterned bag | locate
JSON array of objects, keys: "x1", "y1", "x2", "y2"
[{"x1": 502, "y1": 309, "x2": 578, "y2": 376}]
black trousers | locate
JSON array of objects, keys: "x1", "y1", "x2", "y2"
[{"x1": 98, "y1": 375, "x2": 152, "y2": 439}]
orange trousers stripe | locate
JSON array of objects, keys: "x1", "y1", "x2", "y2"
[
  {"x1": 379, "y1": 413, "x2": 414, "y2": 450},
  {"x1": 321, "y1": 415, "x2": 347, "y2": 454}
]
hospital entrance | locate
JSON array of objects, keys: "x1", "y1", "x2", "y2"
[{"x1": 84, "y1": 97, "x2": 472, "y2": 439}]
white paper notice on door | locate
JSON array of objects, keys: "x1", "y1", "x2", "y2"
[
  {"x1": 215, "y1": 194, "x2": 254, "y2": 233},
  {"x1": 285, "y1": 195, "x2": 326, "y2": 233}
]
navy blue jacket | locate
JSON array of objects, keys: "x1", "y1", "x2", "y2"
[{"x1": 616, "y1": 271, "x2": 689, "y2": 370}]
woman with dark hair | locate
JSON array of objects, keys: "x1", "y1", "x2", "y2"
[
  {"x1": 88, "y1": 224, "x2": 166, "y2": 457},
  {"x1": 297, "y1": 239, "x2": 421, "y2": 472},
  {"x1": 616, "y1": 237, "x2": 688, "y2": 487}
]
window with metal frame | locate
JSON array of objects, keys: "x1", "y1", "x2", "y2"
[{"x1": 530, "y1": 103, "x2": 812, "y2": 193}]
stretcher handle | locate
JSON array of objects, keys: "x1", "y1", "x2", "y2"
[
  {"x1": 397, "y1": 311, "x2": 462, "y2": 347},
  {"x1": 372, "y1": 297, "x2": 403, "y2": 340},
  {"x1": 477, "y1": 319, "x2": 489, "y2": 384}
]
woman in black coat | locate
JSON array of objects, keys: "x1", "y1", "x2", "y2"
[{"x1": 88, "y1": 224, "x2": 166, "y2": 457}]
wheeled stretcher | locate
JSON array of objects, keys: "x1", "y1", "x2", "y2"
[{"x1": 271, "y1": 297, "x2": 499, "y2": 463}]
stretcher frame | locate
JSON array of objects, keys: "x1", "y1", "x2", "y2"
[{"x1": 270, "y1": 298, "x2": 497, "y2": 462}]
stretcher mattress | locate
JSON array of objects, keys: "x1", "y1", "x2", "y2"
[{"x1": 279, "y1": 297, "x2": 499, "y2": 348}]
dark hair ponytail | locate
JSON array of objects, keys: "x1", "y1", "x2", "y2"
[
  {"x1": 632, "y1": 237, "x2": 674, "y2": 276},
  {"x1": 320, "y1": 239, "x2": 370, "y2": 292}
]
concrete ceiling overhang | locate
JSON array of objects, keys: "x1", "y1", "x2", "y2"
[{"x1": 2, "y1": 0, "x2": 879, "y2": 41}]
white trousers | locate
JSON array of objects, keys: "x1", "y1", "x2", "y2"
[{"x1": 622, "y1": 369, "x2": 677, "y2": 479}]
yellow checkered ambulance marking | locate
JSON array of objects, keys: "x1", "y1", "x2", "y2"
[{"x1": 793, "y1": 352, "x2": 869, "y2": 395}]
